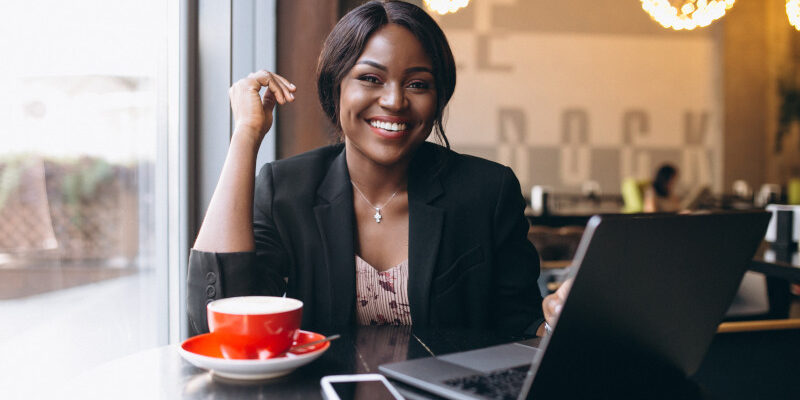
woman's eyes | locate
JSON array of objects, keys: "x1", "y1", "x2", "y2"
[
  {"x1": 356, "y1": 75, "x2": 430, "y2": 90},
  {"x1": 358, "y1": 75, "x2": 381, "y2": 84}
]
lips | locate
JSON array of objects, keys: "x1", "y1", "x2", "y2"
[{"x1": 366, "y1": 117, "x2": 411, "y2": 139}]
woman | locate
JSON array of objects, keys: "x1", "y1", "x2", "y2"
[
  {"x1": 643, "y1": 164, "x2": 680, "y2": 213},
  {"x1": 188, "y1": 0, "x2": 555, "y2": 337}
]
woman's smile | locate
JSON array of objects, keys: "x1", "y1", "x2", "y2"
[{"x1": 366, "y1": 116, "x2": 412, "y2": 139}]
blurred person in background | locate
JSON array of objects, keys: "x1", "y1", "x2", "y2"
[{"x1": 644, "y1": 164, "x2": 681, "y2": 213}]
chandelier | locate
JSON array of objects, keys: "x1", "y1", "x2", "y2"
[
  {"x1": 788, "y1": 0, "x2": 800, "y2": 30},
  {"x1": 640, "y1": 0, "x2": 735, "y2": 30},
  {"x1": 423, "y1": 0, "x2": 470, "y2": 16}
]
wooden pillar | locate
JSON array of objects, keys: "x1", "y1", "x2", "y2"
[
  {"x1": 722, "y1": 0, "x2": 769, "y2": 190},
  {"x1": 275, "y1": 0, "x2": 339, "y2": 158}
]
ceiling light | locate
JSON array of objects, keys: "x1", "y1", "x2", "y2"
[
  {"x1": 423, "y1": 0, "x2": 470, "y2": 16},
  {"x1": 641, "y1": 0, "x2": 735, "y2": 30}
]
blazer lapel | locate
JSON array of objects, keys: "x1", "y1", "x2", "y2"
[
  {"x1": 313, "y1": 149, "x2": 356, "y2": 327},
  {"x1": 407, "y1": 145, "x2": 446, "y2": 327}
]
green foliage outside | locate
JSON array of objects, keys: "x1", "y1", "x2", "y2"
[{"x1": 0, "y1": 154, "x2": 118, "y2": 227}]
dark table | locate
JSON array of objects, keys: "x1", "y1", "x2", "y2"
[
  {"x1": 744, "y1": 244, "x2": 799, "y2": 319},
  {"x1": 751, "y1": 246, "x2": 800, "y2": 283},
  {"x1": 63, "y1": 326, "x2": 800, "y2": 399}
]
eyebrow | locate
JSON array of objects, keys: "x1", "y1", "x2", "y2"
[{"x1": 356, "y1": 60, "x2": 433, "y2": 75}]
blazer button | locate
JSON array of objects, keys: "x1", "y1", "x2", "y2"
[
  {"x1": 206, "y1": 272, "x2": 217, "y2": 284},
  {"x1": 206, "y1": 286, "x2": 216, "y2": 298}
]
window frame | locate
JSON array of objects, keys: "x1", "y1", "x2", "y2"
[{"x1": 180, "y1": 0, "x2": 276, "y2": 342}]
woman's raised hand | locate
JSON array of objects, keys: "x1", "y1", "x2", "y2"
[{"x1": 229, "y1": 70, "x2": 296, "y2": 146}]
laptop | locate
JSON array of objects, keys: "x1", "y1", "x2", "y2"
[
  {"x1": 680, "y1": 185, "x2": 712, "y2": 210},
  {"x1": 380, "y1": 211, "x2": 770, "y2": 399}
]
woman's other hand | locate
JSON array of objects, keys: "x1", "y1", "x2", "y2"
[
  {"x1": 229, "y1": 70, "x2": 296, "y2": 146},
  {"x1": 542, "y1": 278, "x2": 572, "y2": 331}
]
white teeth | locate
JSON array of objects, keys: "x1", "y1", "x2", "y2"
[{"x1": 370, "y1": 120, "x2": 407, "y2": 132}]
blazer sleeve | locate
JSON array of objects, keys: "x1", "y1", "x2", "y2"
[
  {"x1": 186, "y1": 163, "x2": 290, "y2": 336},
  {"x1": 490, "y1": 167, "x2": 545, "y2": 335}
]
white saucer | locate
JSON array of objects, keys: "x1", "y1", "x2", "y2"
[{"x1": 178, "y1": 331, "x2": 330, "y2": 380}]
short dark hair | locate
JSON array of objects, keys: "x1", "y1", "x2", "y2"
[
  {"x1": 316, "y1": 0, "x2": 456, "y2": 148},
  {"x1": 652, "y1": 164, "x2": 678, "y2": 197}
]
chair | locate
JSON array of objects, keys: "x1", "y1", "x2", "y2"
[
  {"x1": 621, "y1": 177, "x2": 649, "y2": 213},
  {"x1": 528, "y1": 225, "x2": 584, "y2": 295}
]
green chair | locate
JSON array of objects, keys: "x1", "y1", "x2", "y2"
[{"x1": 621, "y1": 178, "x2": 649, "y2": 213}]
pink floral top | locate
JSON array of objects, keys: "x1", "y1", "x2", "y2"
[{"x1": 355, "y1": 255, "x2": 412, "y2": 326}]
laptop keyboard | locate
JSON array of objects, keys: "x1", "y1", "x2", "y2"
[{"x1": 441, "y1": 365, "x2": 530, "y2": 400}]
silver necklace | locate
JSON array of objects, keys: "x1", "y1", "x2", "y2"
[{"x1": 351, "y1": 181, "x2": 399, "y2": 223}]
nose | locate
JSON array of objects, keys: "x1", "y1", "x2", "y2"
[{"x1": 378, "y1": 83, "x2": 407, "y2": 111}]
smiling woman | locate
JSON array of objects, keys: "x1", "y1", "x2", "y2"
[
  {"x1": 316, "y1": 1, "x2": 455, "y2": 148},
  {"x1": 188, "y1": 0, "x2": 546, "y2": 337}
]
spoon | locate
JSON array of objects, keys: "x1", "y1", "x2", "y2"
[{"x1": 283, "y1": 334, "x2": 340, "y2": 355}]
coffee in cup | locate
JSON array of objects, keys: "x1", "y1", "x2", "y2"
[{"x1": 207, "y1": 296, "x2": 303, "y2": 359}]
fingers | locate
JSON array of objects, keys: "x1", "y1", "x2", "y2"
[
  {"x1": 542, "y1": 293, "x2": 562, "y2": 325},
  {"x1": 272, "y1": 72, "x2": 296, "y2": 93},
  {"x1": 261, "y1": 89, "x2": 276, "y2": 114},
  {"x1": 542, "y1": 278, "x2": 574, "y2": 326},
  {"x1": 556, "y1": 278, "x2": 573, "y2": 301},
  {"x1": 226, "y1": 70, "x2": 295, "y2": 138},
  {"x1": 250, "y1": 70, "x2": 295, "y2": 105}
]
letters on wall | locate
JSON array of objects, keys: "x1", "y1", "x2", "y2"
[{"x1": 438, "y1": 0, "x2": 721, "y2": 194}]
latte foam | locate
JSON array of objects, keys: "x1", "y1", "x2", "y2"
[{"x1": 209, "y1": 296, "x2": 302, "y2": 315}]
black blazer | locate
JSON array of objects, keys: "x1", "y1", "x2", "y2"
[{"x1": 187, "y1": 142, "x2": 544, "y2": 336}]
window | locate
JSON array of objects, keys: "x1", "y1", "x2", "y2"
[{"x1": 0, "y1": 0, "x2": 171, "y2": 396}]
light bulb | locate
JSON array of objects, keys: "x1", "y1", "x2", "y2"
[
  {"x1": 787, "y1": 0, "x2": 800, "y2": 30},
  {"x1": 423, "y1": 0, "x2": 470, "y2": 16},
  {"x1": 641, "y1": 0, "x2": 736, "y2": 30}
]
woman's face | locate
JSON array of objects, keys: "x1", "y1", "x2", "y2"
[
  {"x1": 667, "y1": 173, "x2": 678, "y2": 194},
  {"x1": 339, "y1": 23, "x2": 437, "y2": 168}
]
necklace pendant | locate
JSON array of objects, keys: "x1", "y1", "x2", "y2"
[{"x1": 373, "y1": 209, "x2": 382, "y2": 223}]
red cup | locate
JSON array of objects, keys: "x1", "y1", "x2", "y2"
[{"x1": 207, "y1": 296, "x2": 303, "y2": 360}]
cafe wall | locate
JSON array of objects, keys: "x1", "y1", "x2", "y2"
[{"x1": 436, "y1": 0, "x2": 723, "y2": 194}]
